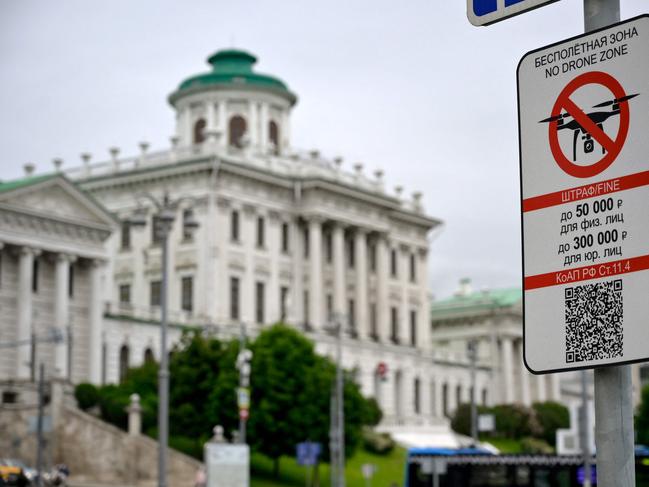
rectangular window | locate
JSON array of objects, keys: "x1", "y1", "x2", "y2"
[
  {"x1": 182, "y1": 209, "x2": 194, "y2": 242},
  {"x1": 181, "y1": 276, "x2": 193, "y2": 312},
  {"x1": 348, "y1": 299, "x2": 356, "y2": 335},
  {"x1": 347, "y1": 239, "x2": 355, "y2": 268},
  {"x1": 121, "y1": 221, "x2": 131, "y2": 250},
  {"x1": 0, "y1": 252, "x2": 2, "y2": 288},
  {"x1": 414, "y1": 379, "x2": 421, "y2": 414},
  {"x1": 326, "y1": 294, "x2": 333, "y2": 322},
  {"x1": 280, "y1": 286, "x2": 289, "y2": 321},
  {"x1": 256, "y1": 216, "x2": 265, "y2": 248},
  {"x1": 231, "y1": 210, "x2": 240, "y2": 242},
  {"x1": 303, "y1": 227, "x2": 309, "y2": 258},
  {"x1": 390, "y1": 307, "x2": 398, "y2": 343},
  {"x1": 325, "y1": 233, "x2": 333, "y2": 263},
  {"x1": 68, "y1": 265, "x2": 75, "y2": 298},
  {"x1": 281, "y1": 222, "x2": 290, "y2": 253},
  {"x1": 150, "y1": 280, "x2": 161, "y2": 307},
  {"x1": 119, "y1": 284, "x2": 131, "y2": 304},
  {"x1": 410, "y1": 309, "x2": 417, "y2": 347},
  {"x1": 32, "y1": 258, "x2": 39, "y2": 293},
  {"x1": 152, "y1": 216, "x2": 164, "y2": 245},
  {"x1": 230, "y1": 277, "x2": 240, "y2": 320},
  {"x1": 370, "y1": 303, "x2": 378, "y2": 339},
  {"x1": 410, "y1": 253, "x2": 417, "y2": 282},
  {"x1": 303, "y1": 290, "x2": 310, "y2": 327},
  {"x1": 369, "y1": 244, "x2": 377, "y2": 273},
  {"x1": 256, "y1": 281, "x2": 265, "y2": 324},
  {"x1": 390, "y1": 249, "x2": 398, "y2": 277}
]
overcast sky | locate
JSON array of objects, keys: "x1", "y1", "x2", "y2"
[{"x1": 1, "y1": 0, "x2": 646, "y2": 299}]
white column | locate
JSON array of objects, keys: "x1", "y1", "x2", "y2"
[
  {"x1": 519, "y1": 340, "x2": 531, "y2": 406},
  {"x1": 241, "y1": 206, "x2": 255, "y2": 324},
  {"x1": 434, "y1": 378, "x2": 444, "y2": 417},
  {"x1": 418, "y1": 249, "x2": 430, "y2": 351},
  {"x1": 375, "y1": 235, "x2": 389, "y2": 342},
  {"x1": 536, "y1": 372, "x2": 548, "y2": 402},
  {"x1": 17, "y1": 247, "x2": 37, "y2": 379},
  {"x1": 550, "y1": 374, "x2": 561, "y2": 402},
  {"x1": 249, "y1": 101, "x2": 259, "y2": 149},
  {"x1": 281, "y1": 109, "x2": 290, "y2": 153},
  {"x1": 399, "y1": 246, "x2": 409, "y2": 345},
  {"x1": 260, "y1": 103, "x2": 270, "y2": 153},
  {"x1": 308, "y1": 218, "x2": 323, "y2": 329},
  {"x1": 206, "y1": 100, "x2": 216, "y2": 131},
  {"x1": 54, "y1": 254, "x2": 74, "y2": 379},
  {"x1": 290, "y1": 219, "x2": 304, "y2": 326},
  {"x1": 332, "y1": 223, "x2": 345, "y2": 317},
  {"x1": 89, "y1": 260, "x2": 104, "y2": 384},
  {"x1": 268, "y1": 213, "x2": 280, "y2": 323},
  {"x1": 354, "y1": 229, "x2": 368, "y2": 339},
  {"x1": 183, "y1": 106, "x2": 192, "y2": 146},
  {"x1": 218, "y1": 101, "x2": 227, "y2": 148},
  {"x1": 502, "y1": 336, "x2": 515, "y2": 404},
  {"x1": 215, "y1": 198, "x2": 230, "y2": 322}
]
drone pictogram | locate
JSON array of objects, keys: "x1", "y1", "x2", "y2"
[{"x1": 539, "y1": 93, "x2": 638, "y2": 162}]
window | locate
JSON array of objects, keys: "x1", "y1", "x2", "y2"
[
  {"x1": 326, "y1": 294, "x2": 333, "y2": 322},
  {"x1": 347, "y1": 238, "x2": 355, "y2": 268},
  {"x1": 303, "y1": 290, "x2": 310, "y2": 328},
  {"x1": 181, "y1": 276, "x2": 193, "y2": 312},
  {"x1": 348, "y1": 299, "x2": 356, "y2": 336},
  {"x1": 456, "y1": 385, "x2": 462, "y2": 409},
  {"x1": 482, "y1": 388, "x2": 488, "y2": 406},
  {"x1": 194, "y1": 118, "x2": 206, "y2": 144},
  {"x1": 32, "y1": 258, "x2": 39, "y2": 293},
  {"x1": 370, "y1": 303, "x2": 378, "y2": 340},
  {"x1": 390, "y1": 249, "x2": 398, "y2": 277},
  {"x1": 119, "y1": 284, "x2": 131, "y2": 304},
  {"x1": 280, "y1": 286, "x2": 289, "y2": 321},
  {"x1": 442, "y1": 384, "x2": 449, "y2": 417},
  {"x1": 119, "y1": 345, "x2": 130, "y2": 383},
  {"x1": 369, "y1": 244, "x2": 377, "y2": 272},
  {"x1": 2, "y1": 391, "x2": 17, "y2": 404},
  {"x1": 390, "y1": 307, "x2": 399, "y2": 343},
  {"x1": 144, "y1": 348, "x2": 155, "y2": 363},
  {"x1": 414, "y1": 378, "x2": 421, "y2": 414},
  {"x1": 410, "y1": 310, "x2": 417, "y2": 347},
  {"x1": 410, "y1": 253, "x2": 417, "y2": 282},
  {"x1": 281, "y1": 222, "x2": 290, "y2": 253},
  {"x1": 68, "y1": 264, "x2": 75, "y2": 298},
  {"x1": 182, "y1": 209, "x2": 194, "y2": 242},
  {"x1": 269, "y1": 120, "x2": 279, "y2": 154},
  {"x1": 230, "y1": 277, "x2": 240, "y2": 320},
  {"x1": 150, "y1": 280, "x2": 161, "y2": 307},
  {"x1": 325, "y1": 233, "x2": 333, "y2": 263},
  {"x1": 303, "y1": 227, "x2": 309, "y2": 258},
  {"x1": 152, "y1": 215, "x2": 164, "y2": 245},
  {"x1": 256, "y1": 281, "x2": 265, "y2": 324},
  {"x1": 229, "y1": 115, "x2": 247, "y2": 148},
  {"x1": 121, "y1": 221, "x2": 131, "y2": 250},
  {"x1": 231, "y1": 210, "x2": 240, "y2": 242},
  {"x1": 256, "y1": 216, "x2": 265, "y2": 248}
]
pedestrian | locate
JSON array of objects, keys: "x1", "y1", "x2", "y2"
[{"x1": 194, "y1": 466, "x2": 206, "y2": 487}]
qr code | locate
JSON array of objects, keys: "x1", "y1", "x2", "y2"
[{"x1": 565, "y1": 279, "x2": 623, "y2": 363}]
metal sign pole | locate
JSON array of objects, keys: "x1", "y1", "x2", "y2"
[{"x1": 582, "y1": 2, "x2": 635, "y2": 486}]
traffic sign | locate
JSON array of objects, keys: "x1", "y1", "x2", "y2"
[
  {"x1": 518, "y1": 15, "x2": 649, "y2": 373},
  {"x1": 468, "y1": 0, "x2": 559, "y2": 27},
  {"x1": 296, "y1": 442, "x2": 321, "y2": 466}
]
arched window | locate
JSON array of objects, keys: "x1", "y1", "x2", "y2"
[
  {"x1": 119, "y1": 344, "x2": 130, "y2": 383},
  {"x1": 269, "y1": 120, "x2": 279, "y2": 154},
  {"x1": 144, "y1": 348, "x2": 155, "y2": 364},
  {"x1": 193, "y1": 119, "x2": 206, "y2": 144},
  {"x1": 229, "y1": 115, "x2": 247, "y2": 148}
]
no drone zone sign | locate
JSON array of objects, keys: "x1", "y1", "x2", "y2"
[{"x1": 517, "y1": 15, "x2": 649, "y2": 373}]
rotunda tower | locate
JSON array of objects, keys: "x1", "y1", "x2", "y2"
[{"x1": 168, "y1": 49, "x2": 297, "y2": 154}]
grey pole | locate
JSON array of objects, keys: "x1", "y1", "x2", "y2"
[
  {"x1": 158, "y1": 214, "x2": 170, "y2": 487},
  {"x1": 35, "y1": 363, "x2": 45, "y2": 487},
  {"x1": 582, "y1": 3, "x2": 635, "y2": 485},
  {"x1": 336, "y1": 317, "x2": 345, "y2": 487},
  {"x1": 239, "y1": 323, "x2": 247, "y2": 444},
  {"x1": 580, "y1": 370, "x2": 592, "y2": 487}
]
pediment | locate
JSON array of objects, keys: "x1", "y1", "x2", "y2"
[{"x1": 0, "y1": 176, "x2": 115, "y2": 228}]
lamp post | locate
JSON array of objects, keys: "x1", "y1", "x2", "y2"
[
  {"x1": 326, "y1": 312, "x2": 346, "y2": 487},
  {"x1": 127, "y1": 192, "x2": 199, "y2": 487}
]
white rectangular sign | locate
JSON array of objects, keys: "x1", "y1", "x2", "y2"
[
  {"x1": 205, "y1": 443, "x2": 249, "y2": 487},
  {"x1": 468, "y1": 0, "x2": 559, "y2": 27},
  {"x1": 518, "y1": 15, "x2": 649, "y2": 373}
]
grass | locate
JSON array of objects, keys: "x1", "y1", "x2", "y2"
[
  {"x1": 481, "y1": 437, "x2": 523, "y2": 453},
  {"x1": 251, "y1": 446, "x2": 407, "y2": 487}
]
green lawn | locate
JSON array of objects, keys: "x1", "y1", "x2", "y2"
[
  {"x1": 481, "y1": 437, "x2": 523, "y2": 453},
  {"x1": 251, "y1": 446, "x2": 407, "y2": 487}
]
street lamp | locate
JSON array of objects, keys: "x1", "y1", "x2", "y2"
[
  {"x1": 325, "y1": 312, "x2": 347, "y2": 487},
  {"x1": 127, "y1": 191, "x2": 199, "y2": 487}
]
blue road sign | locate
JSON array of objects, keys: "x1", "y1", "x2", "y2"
[
  {"x1": 296, "y1": 442, "x2": 322, "y2": 466},
  {"x1": 468, "y1": 0, "x2": 559, "y2": 26}
]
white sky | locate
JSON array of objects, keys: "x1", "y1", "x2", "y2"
[{"x1": 1, "y1": 0, "x2": 646, "y2": 299}]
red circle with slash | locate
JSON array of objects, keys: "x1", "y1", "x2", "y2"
[{"x1": 549, "y1": 71, "x2": 630, "y2": 178}]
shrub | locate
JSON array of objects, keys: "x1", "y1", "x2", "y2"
[
  {"x1": 362, "y1": 427, "x2": 395, "y2": 455},
  {"x1": 74, "y1": 383, "x2": 99, "y2": 410},
  {"x1": 97, "y1": 385, "x2": 130, "y2": 430},
  {"x1": 362, "y1": 397, "x2": 383, "y2": 427},
  {"x1": 492, "y1": 404, "x2": 542, "y2": 439},
  {"x1": 520, "y1": 436, "x2": 554, "y2": 454},
  {"x1": 532, "y1": 401, "x2": 570, "y2": 446},
  {"x1": 450, "y1": 403, "x2": 490, "y2": 436}
]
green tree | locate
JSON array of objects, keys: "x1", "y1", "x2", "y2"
[{"x1": 532, "y1": 401, "x2": 570, "y2": 447}]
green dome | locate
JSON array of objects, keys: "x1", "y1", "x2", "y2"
[{"x1": 169, "y1": 49, "x2": 297, "y2": 105}]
